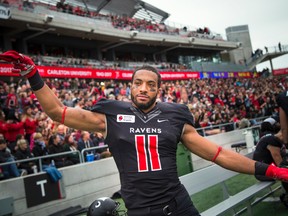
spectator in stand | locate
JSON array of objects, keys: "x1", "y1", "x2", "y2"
[
  {"x1": 0, "y1": 85, "x2": 7, "y2": 110},
  {"x1": 8, "y1": 133, "x2": 25, "y2": 155},
  {"x1": 4, "y1": 85, "x2": 18, "y2": 119},
  {"x1": 77, "y1": 131, "x2": 99, "y2": 161},
  {"x1": 0, "y1": 109, "x2": 7, "y2": 140},
  {"x1": 0, "y1": 138, "x2": 24, "y2": 180},
  {"x1": 67, "y1": 4, "x2": 73, "y2": 14},
  {"x1": 237, "y1": 118, "x2": 251, "y2": 129},
  {"x1": 74, "y1": 6, "x2": 84, "y2": 16},
  {"x1": 62, "y1": 92, "x2": 74, "y2": 107},
  {"x1": 126, "y1": 83, "x2": 131, "y2": 99},
  {"x1": 63, "y1": 133, "x2": 80, "y2": 164},
  {"x1": 47, "y1": 134, "x2": 73, "y2": 168},
  {"x1": 26, "y1": 88, "x2": 41, "y2": 111},
  {"x1": 55, "y1": 123, "x2": 67, "y2": 145},
  {"x1": 5, "y1": 111, "x2": 24, "y2": 144},
  {"x1": 22, "y1": 106, "x2": 38, "y2": 146},
  {"x1": 23, "y1": 0, "x2": 34, "y2": 11},
  {"x1": 56, "y1": 0, "x2": 67, "y2": 12},
  {"x1": 1, "y1": 0, "x2": 9, "y2": 6},
  {"x1": 14, "y1": 138, "x2": 36, "y2": 174},
  {"x1": 90, "y1": 132, "x2": 111, "y2": 159},
  {"x1": 18, "y1": 91, "x2": 32, "y2": 113},
  {"x1": 279, "y1": 42, "x2": 282, "y2": 52},
  {"x1": 263, "y1": 95, "x2": 277, "y2": 117},
  {"x1": 32, "y1": 132, "x2": 50, "y2": 168}
]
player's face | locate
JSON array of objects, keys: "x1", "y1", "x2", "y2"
[{"x1": 131, "y1": 70, "x2": 160, "y2": 113}]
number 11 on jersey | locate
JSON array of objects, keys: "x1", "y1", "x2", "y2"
[{"x1": 135, "y1": 135, "x2": 162, "y2": 172}]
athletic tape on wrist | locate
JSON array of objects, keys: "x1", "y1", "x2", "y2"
[
  {"x1": 28, "y1": 70, "x2": 44, "y2": 91},
  {"x1": 255, "y1": 161, "x2": 269, "y2": 176}
]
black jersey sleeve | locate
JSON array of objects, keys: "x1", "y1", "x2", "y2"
[
  {"x1": 157, "y1": 102, "x2": 195, "y2": 127},
  {"x1": 90, "y1": 98, "x2": 112, "y2": 114},
  {"x1": 90, "y1": 98, "x2": 129, "y2": 115},
  {"x1": 178, "y1": 104, "x2": 195, "y2": 127}
]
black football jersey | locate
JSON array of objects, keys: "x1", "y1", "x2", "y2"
[
  {"x1": 277, "y1": 90, "x2": 288, "y2": 116},
  {"x1": 91, "y1": 99, "x2": 194, "y2": 209}
]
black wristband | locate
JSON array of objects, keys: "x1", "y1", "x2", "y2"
[
  {"x1": 255, "y1": 161, "x2": 269, "y2": 176},
  {"x1": 28, "y1": 70, "x2": 44, "y2": 91}
]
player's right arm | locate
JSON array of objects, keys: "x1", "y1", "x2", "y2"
[
  {"x1": 34, "y1": 84, "x2": 106, "y2": 133},
  {"x1": 0, "y1": 50, "x2": 106, "y2": 134}
]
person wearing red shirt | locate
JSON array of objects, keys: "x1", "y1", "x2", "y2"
[
  {"x1": 0, "y1": 110, "x2": 8, "y2": 138},
  {"x1": 21, "y1": 106, "x2": 38, "y2": 146},
  {"x1": 5, "y1": 86, "x2": 18, "y2": 110},
  {"x1": 214, "y1": 95, "x2": 224, "y2": 106},
  {"x1": 5, "y1": 117, "x2": 24, "y2": 144}
]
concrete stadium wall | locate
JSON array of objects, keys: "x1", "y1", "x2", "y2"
[
  {"x1": 0, "y1": 129, "x2": 246, "y2": 215},
  {"x1": 0, "y1": 158, "x2": 120, "y2": 216}
]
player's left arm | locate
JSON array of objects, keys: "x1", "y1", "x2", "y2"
[
  {"x1": 181, "y1": 123, "x2": 256, "y2": 174},
  {"x1": 181, "y1": 124, "x2": 288, "y2": 181}
]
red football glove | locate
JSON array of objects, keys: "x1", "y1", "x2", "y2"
[
  {"x1": 0, "y1": 50, "x2": 37, "y2": 78},
  {"x1": 265, "y1": 163, "x2": 288, "y2": 181}
]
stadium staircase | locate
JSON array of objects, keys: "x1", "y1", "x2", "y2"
[{"x1": 246, "y1": 49, "x2": 288, "y2": 71}]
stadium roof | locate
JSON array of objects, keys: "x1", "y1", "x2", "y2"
[{"x1": 71, "y1": 0, "x2": 170, "y2": 23}]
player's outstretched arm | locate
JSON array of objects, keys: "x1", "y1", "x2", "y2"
[
  {"x1": 34, "y1": 84, "x2": 106, "y2": 133},
  {"x1": 0, "y1": 50, "x2": 106, "y2": 133},
  {"x1": 181, "y1": 124, "x2": 288, "y2": 182}
]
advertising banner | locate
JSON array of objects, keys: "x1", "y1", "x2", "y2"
[
  {"x1": 273, "y1": 67, "x2": 288, "y2": 76},
  {"x1": 0, "y1": 5, "x2": 11, "y2": 19},
  {"x1": 0, "y1": 64, "x2": 257, "y2": 80}
]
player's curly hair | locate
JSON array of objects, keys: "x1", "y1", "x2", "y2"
[{"x1": 132, "y1": 65, "x2": 161, "y2": 88}]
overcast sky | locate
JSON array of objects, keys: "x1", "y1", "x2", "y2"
[{"x1": 144, "y1": 0, "x2": 288, "y2": 71}]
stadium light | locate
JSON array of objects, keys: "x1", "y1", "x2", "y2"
[
  {"x1": 188, "y1": 37, "x2": 195, "y2": 43},
  {"x1": 130, "y1": 30, "x2": 139, "y2": 38},
  {"x1": 44, "y1": 15, "x2": 54, "y2": 23}
]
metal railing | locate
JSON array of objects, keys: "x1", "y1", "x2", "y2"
[
  {"x1": 0, "y1": 150, "x2": 83, "y2": 172},
  {"x1": 195, "y1": 116, "x2": 266, "y2": 136},
  {"x1": 80, "y1": 145, "x2": 109, "y2": 161},
  {"x1": 0, "y1": 145, "x2": 110, "y2": 173}
]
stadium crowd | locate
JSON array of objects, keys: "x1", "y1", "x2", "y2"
[{"x1": 0, "y1": 74, "x2": 286, "y2": 180}]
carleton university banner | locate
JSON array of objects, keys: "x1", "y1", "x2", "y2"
[
  {"x1": 0, "y1": 64, "x2": 256, "y2": 80},
  {"x1": 0, "y1": 64, "x2": 200, "y2": 80}
]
